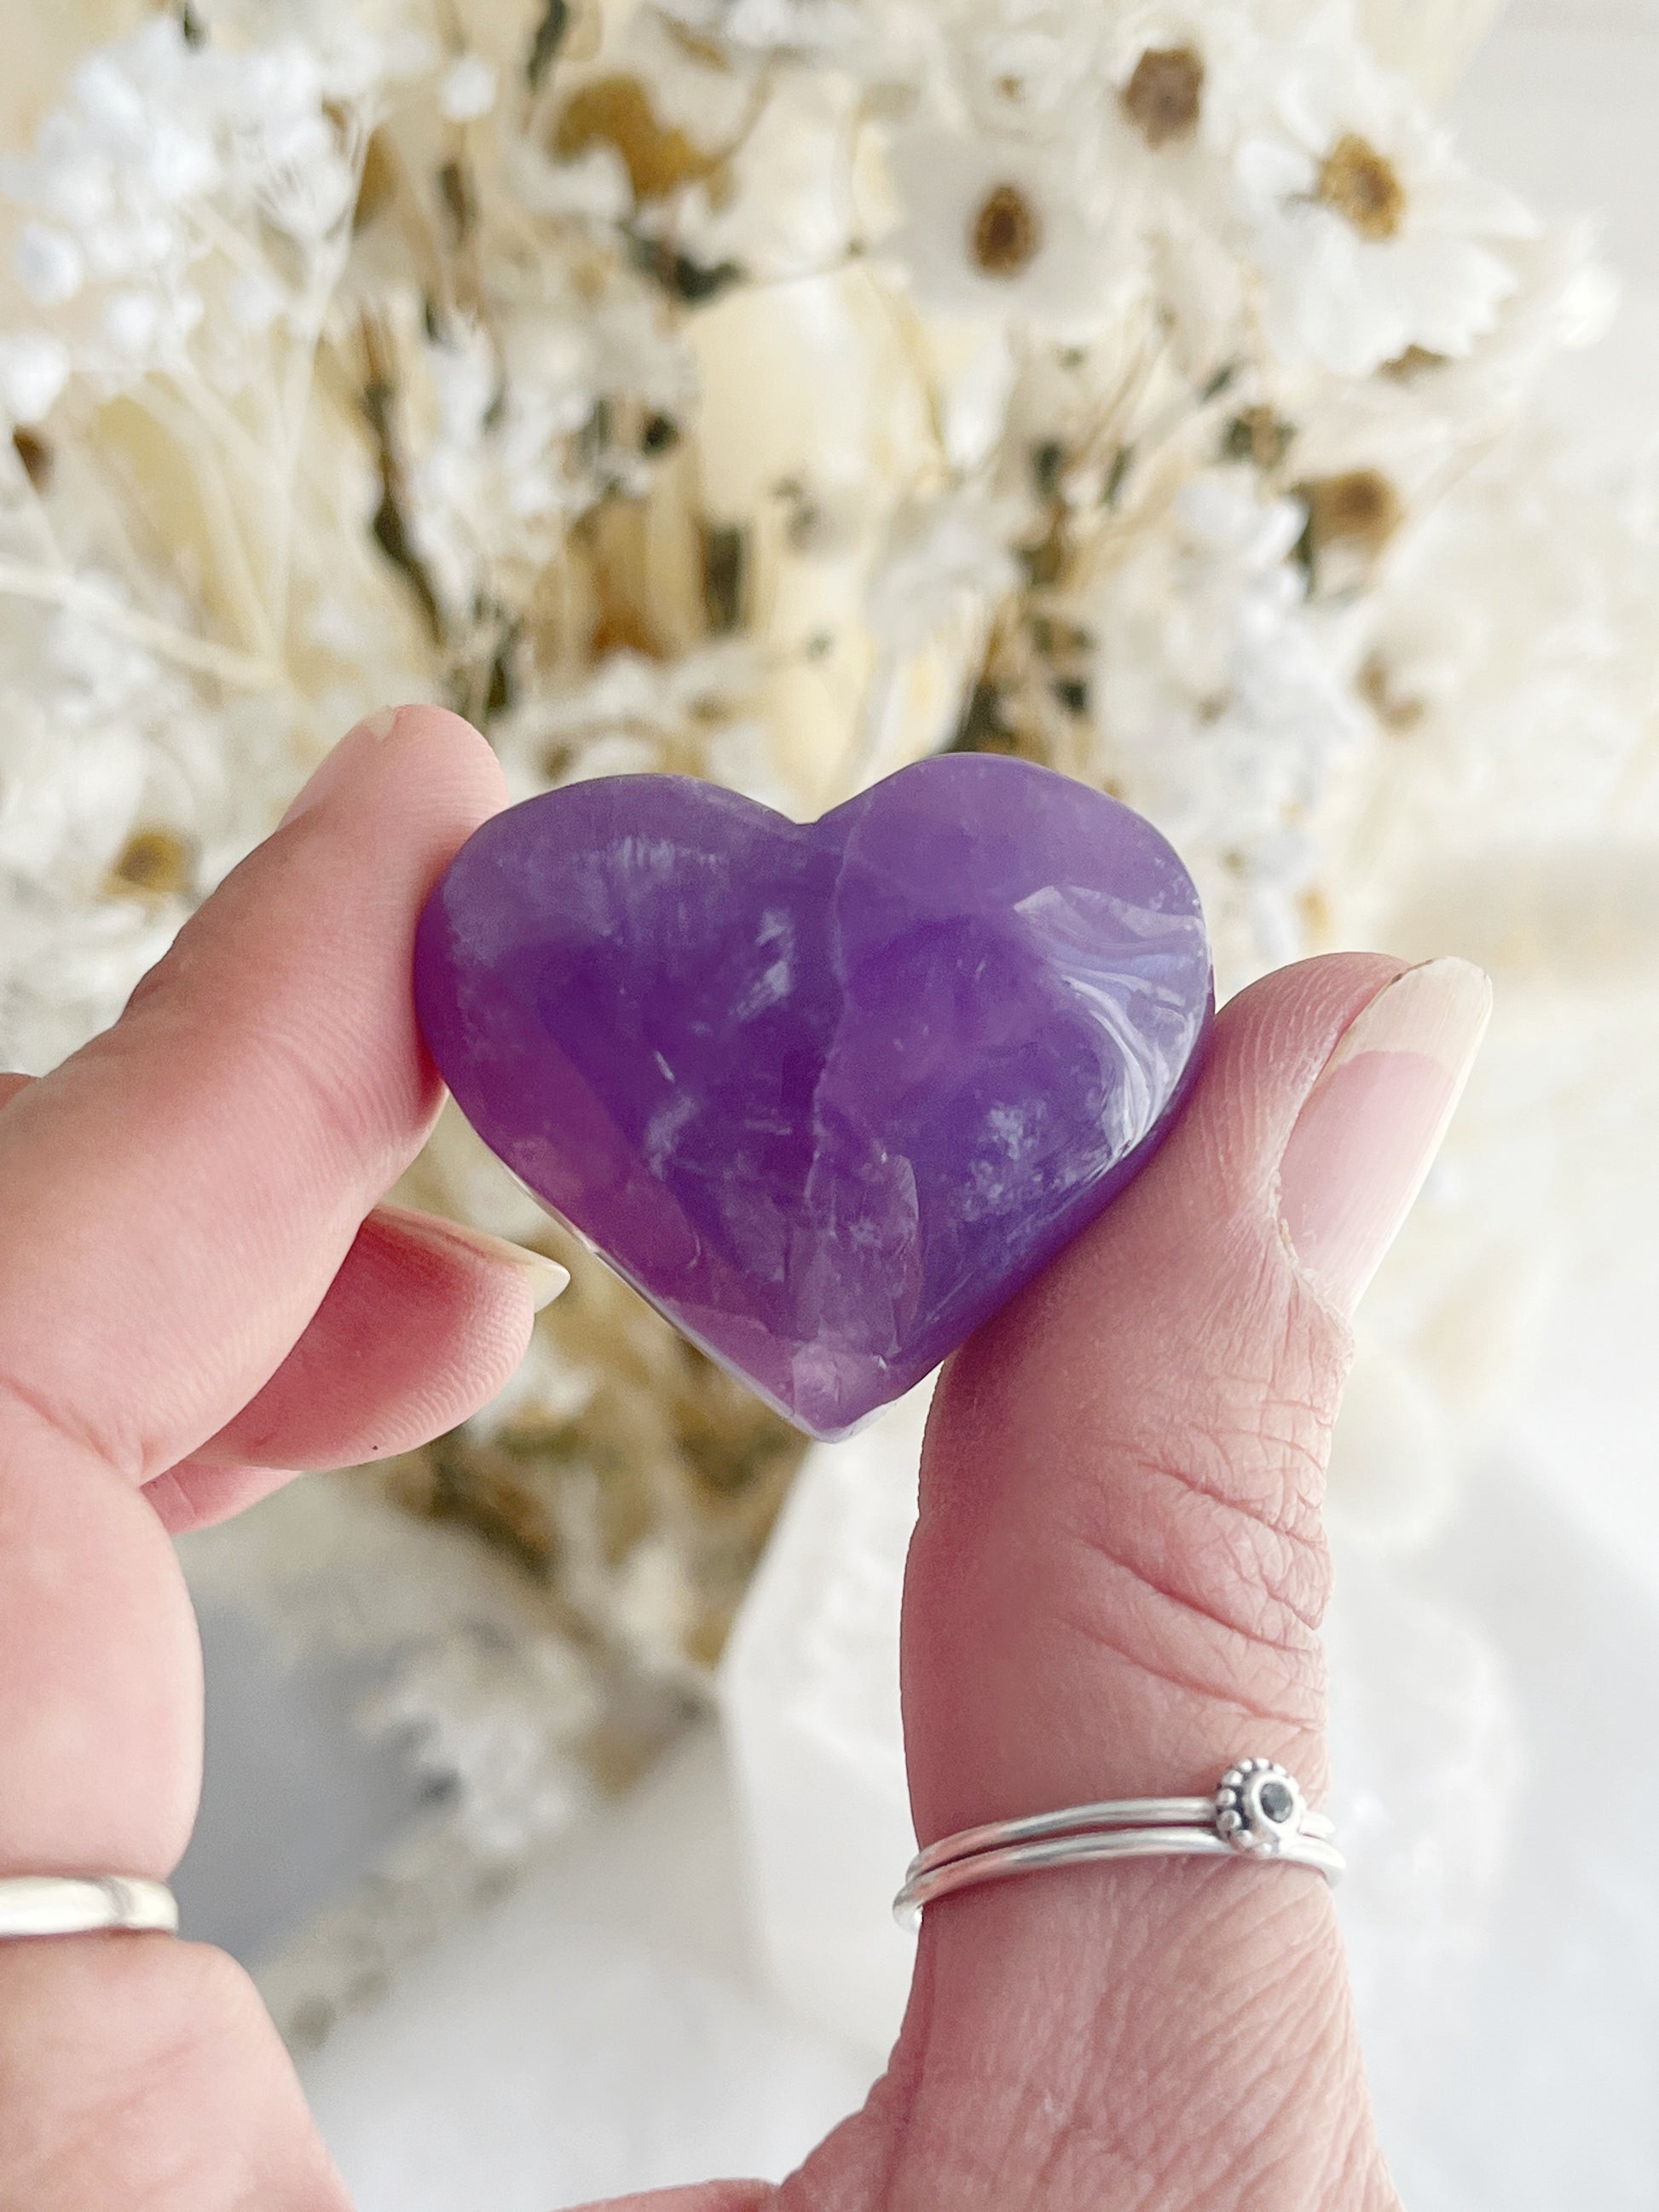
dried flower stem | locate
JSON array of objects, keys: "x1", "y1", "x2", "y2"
[
  {"x1": 136, "y1": 385, "x2": 284, "y2": 664},
  {"x1": 0, "y1": 559, "x2": 275, "y2": 687}
]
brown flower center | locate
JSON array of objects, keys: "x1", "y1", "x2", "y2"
[
  {"x1": 1380, "y1": 343, "x2": 1448, "y2": 382},
  {"x1": 353, "y1": 129, "x2": 397, "y2": 233},
  {"x1": 12, "y1": 427, "x2": 52, "y2": 491},
  {"x1": 1358, "y1": 650, "x2": 1426, "y2": 732},
  {"x1": 555, "y1": 74, "x2": 716, "y2": 205},
  {"x1": 1300, "y1": 469, "x2": 1402, "y2": 558},
  {"x1": 1222, "y1": 407, "x2": 1295, "y2": 471},
  {"x1": 1317, "y1": 132, "x2": 1406, "y2": 241},
  {"x1": 1121, "y1": 47, "x2": 1205, "y2": 148},
  {"x1": 109, "y1": 828, "x2": 193, "y2": 898},
  {"x1": 971, "y1": 182, "x2": 1043, "y2": 278}
]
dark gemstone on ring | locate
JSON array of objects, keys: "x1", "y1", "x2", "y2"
[{"x1": 1257, "y1": 1778, "x2": 1295, "y2": 1824}]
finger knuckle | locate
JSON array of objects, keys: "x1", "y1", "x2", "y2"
[{"x1": 1054, "y1": 1259, "x2": 1345, "y2": 1709}]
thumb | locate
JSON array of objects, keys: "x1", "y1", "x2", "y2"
[{"x1": 799, "y1": 951, "x2": 1491, "y2": 2210}]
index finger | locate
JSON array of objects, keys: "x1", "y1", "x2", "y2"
[{"x1": 0, "y1": 704, "x2": 505, "y2": 1481}]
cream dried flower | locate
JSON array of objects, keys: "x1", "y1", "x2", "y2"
[
  {"x1": 1223, "y1": 6, "x2": 1535, "y2": 376},
  {"x1": 880, "y1": 125, "x2": 1142, "y2": 334}
]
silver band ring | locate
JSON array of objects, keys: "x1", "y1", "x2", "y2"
[
  {"x1": 0, "y1": 1876, "x2": 179, "y2": 1940},
  {"x1": 894, "y1": 1759, "x2": 1342, "y2": 1927}
]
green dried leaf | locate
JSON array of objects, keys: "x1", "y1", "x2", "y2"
[
  {"x1": 1031, "y1": 439, "x2": 1065, "y2": 501},
  {"x1": 527, "y1": 0, "x2": 571, "y2": 94},
  {"x1": 702, "y1": 523, "x2": 749, "y2": 634},
  {"x1": 949, "y1": 680, "x2": 1016, "y2": 755},
  {"x1": 436, "y1": 159, "x2": 476, "y2": 246},
  {"x1": 1102, "y1": 446, "x2": 1134, "y2": 507},
  {"x1": 11, "y1": 428, "x2": 52, "y2": 492},
  {"x1": 629, "y1": 234, "x2": 745, "y2": 304}
]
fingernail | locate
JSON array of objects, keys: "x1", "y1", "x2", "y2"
[
  {"x1": 280, "y1": 707, "x2": 405, "y2": 827},
  {"x1": 400, "y1": 1213, "x2": 571, "y2": 1310},
  {"x1": 1279, "y1": 957, "x2": 1493, "y2": 1318}
]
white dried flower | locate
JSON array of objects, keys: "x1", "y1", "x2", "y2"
[
  {"x1": 14, "y1": 225, "x2": 85, "y2": 309},
  {"x1": 438, "y1": 55, "x2": 498, "y2": 124},
  {"x1": 867, "y1": 487, "x2": 1023, "y2": 647},
  {"x1": 1222, "y1": 7, "x2": 1534, "y2": 377},
  {"x1": 658, "y1": 0, "x2": 887, "y2": 64},
  {"x1": 506, "y1": 138, "x2": 633, "y2": 226},
  {"x1": 880, "y1": 126, "x2": 1141, "y2": 333},
  {"x1": 1090, "y1": 467, "x2": 1367, "y2": 971},
  {"x1": 493, "y1": 644, "x2": 769, "y2": 804},
  {"x1": 944, "y1": 0, "x2": 1112, "y2": 142},
  {"x1": 0, "y1": 332, "x2": 69, "y2": 423},
  {"x1": 2, "y1": 16, "x2": 369, "y2": 392}
]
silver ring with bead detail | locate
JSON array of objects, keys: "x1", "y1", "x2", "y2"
[
  {"x1": 893, "y1": 1762, "x2": 1343, "y2": 1928},
  {"x1": 1214, "y1": 1757, "x2": 1311, "y2": 1855}
]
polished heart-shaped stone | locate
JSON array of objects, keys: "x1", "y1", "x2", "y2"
[{"x1": 414, "y1": 754, "x2": 1211, "y2": 1439}]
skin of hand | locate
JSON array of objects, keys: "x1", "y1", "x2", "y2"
[{"x1": 0, "y1": 704, "x2": 1489, "y2": 2211}]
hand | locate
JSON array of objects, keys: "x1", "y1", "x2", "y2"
[{"x1": 0, "y1": 706, "x2": 1487, "y2": 2209}]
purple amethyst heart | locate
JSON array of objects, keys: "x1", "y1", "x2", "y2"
[{"x1": 414, "y1": 754, "x2": 1211, "y2": 1440}]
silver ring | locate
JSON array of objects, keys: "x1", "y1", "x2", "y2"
[
  {"x1": 894, "y1": 1759, "x2": 1342, "y2": 1927},
  {"x1": 0, "y1": 1876, "x2": 179, "y2": 1940}
]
